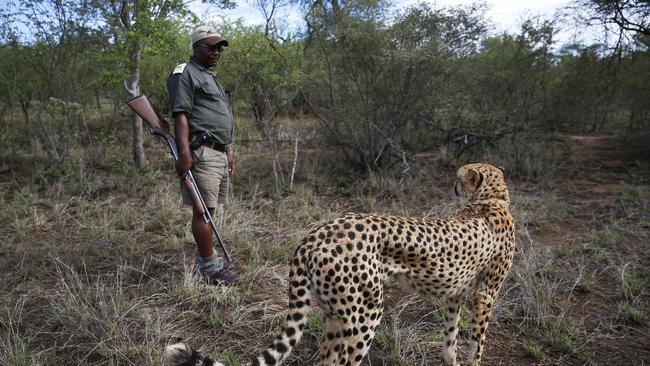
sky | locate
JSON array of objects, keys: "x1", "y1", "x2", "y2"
[
  {"x1": 427, "y1": 0, "x2": 572, "y2": 34},
  {"x1": 191, "y1": 0, "x2": 579, "y2": 41}
]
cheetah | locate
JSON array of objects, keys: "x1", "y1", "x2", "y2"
[{"x1": 165, "y1": 163, "x2": 516, "y2": 366}]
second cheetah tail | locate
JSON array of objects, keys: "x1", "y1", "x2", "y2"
[{"x1": 250, "y1": 256, "x2": 312, "y2": 366}]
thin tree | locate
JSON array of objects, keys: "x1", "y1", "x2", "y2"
[{"x1": 102, "y1": 0, "x2": 235, "y2": 168}]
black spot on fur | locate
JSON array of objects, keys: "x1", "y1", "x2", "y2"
[
  {"x1": 263, "y1": 350, "x2": 276, "y2": 365},
  {"x1": 275, "y1": 342, "x2": 288, "y2": 353},
  {"x1": 286, "y1": 327, "x2": 296, "y2": 336}
]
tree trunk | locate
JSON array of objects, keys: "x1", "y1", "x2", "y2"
[
  {"x1": 127, "y1": 43, "x2": 145, "y2": 168},
  {"x1": 120, "y1": 0, "x2": 145, "y2": 169}
]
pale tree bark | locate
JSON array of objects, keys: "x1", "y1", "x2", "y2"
[
  {"x1": 126, "y1": 43, "x2": 145, "y2": 168},
  {"x1": 119, "y1": 0, "x2": 145, "y2": 168}
]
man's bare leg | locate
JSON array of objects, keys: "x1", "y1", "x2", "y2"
[
  {"x1": 192, "y1": 206, "x2": 238, "y2": 284},
  {"x1": 192, "y1": 206, "x2": 215, "y2": 261}
]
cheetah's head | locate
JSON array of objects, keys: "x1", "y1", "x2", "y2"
[{"x1": 454, "y1": 163, "x2": 509, "y2": 204}]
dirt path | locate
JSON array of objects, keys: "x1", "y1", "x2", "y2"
[
  {"x1": 528, "y1": 134, "x2": 649, "y2": 246},
  {"x1": 564, "y1": 133, "x2": 649, "y2": 198},
  {"x1": 568, "y1": 134, "x2": 650, "y2": 169},
  {"x1": 514, "y1": 133, "x2": 650, "y2": 365}
]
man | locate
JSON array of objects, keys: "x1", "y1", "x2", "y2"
[{"x1": 167, "y1": 25, "x2": 238, "y2": 285}]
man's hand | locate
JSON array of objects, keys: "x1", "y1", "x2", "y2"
[
  {"x1": 227, "y1": 148, "x2": 235, "y2": 176},
  {"x1": 176, "y1": 153, "x2": 193, "y2": 177}
]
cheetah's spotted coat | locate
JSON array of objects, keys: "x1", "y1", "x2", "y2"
[{"x1": 165, "y1": 163, "x2": 516, "y2": 366}]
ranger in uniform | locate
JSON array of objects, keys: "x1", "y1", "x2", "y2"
[{"x1": 167, "y1": 25, "x2": 238, "y2": 285}]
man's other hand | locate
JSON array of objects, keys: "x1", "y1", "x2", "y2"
[{"x1": 227, "y1": 148, "x2": 235, "y2": 176}]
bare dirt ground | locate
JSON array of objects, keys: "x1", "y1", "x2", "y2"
[{"x1": 482, "y1": 134, "x2": 650, "y2": 365}]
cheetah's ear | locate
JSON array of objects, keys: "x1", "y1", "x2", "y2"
[{"x1": 467, "y1": 168, "x2": 484, "y2": 190}]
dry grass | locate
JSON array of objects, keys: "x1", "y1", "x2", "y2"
[{"x1": 1, "y1": 115, "x2": 649, "y2": 365}]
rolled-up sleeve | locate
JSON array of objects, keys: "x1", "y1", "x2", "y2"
[{"x1": 167, "y1": 72, "x2": 193, "y2": 115}]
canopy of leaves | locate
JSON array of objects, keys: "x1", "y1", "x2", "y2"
[{"x1": 0, "y1": 0, "x2": 648, "y2": 174}]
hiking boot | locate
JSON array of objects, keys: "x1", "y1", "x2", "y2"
[
  {"x1": 205, "y1": 265, "x2": 240, "y2": 286},
  {"x1": 195, "y1": 256, "x2": 239, "y2": 286},
  {"x1": 221, "y1": 260, "x2": 237, "y2": 271}
]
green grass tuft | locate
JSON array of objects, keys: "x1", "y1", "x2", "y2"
[{"x1": 522, "y1": 337, "x2": 544, "y2": 359}]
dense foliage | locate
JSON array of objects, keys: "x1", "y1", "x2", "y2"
[{"x1": 0, "y1": 0, "x2": 648, "y2": 175}]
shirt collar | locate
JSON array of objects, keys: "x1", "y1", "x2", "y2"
[{"x1": 189, "y1": 58, "x2": 216, "y2": 76}]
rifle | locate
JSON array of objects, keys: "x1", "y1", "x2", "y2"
[{"x1": 126, "y1": 95, "x2": 232, "y2": 263}]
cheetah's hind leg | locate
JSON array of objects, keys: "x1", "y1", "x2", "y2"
[{"x1": 317, "y1": 313, "x2": 383, "y2": 366}]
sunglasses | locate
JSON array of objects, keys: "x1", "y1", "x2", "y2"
[{"x1": 196, "y1": 43, "x2": 224, "y2": 53}]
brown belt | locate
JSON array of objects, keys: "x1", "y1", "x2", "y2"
[{"x1": 203, "y1": 141, "x2": 228, "y2": 152}]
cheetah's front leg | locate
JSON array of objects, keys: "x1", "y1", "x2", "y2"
[{"x1": 440, "y1": 295, "x2": 463, "y2": 366}]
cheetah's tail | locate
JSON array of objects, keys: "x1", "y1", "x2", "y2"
[
  {"x1": 163, "y1": 343, "x2": 224, "y2": 366},
  {"x1": 249, "y1": 254, "x2": 312, "y2": 366},
  {"x1": 163, "y1": 254, "x2": 312, "y2": 366}
]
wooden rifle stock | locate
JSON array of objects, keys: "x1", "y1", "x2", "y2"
[
  {"x1": 126, "y1": 95, "x2": 232, "y2": 262},
  {"x1": 127, "y1": 95, "x2": 168, "y2": 132}
]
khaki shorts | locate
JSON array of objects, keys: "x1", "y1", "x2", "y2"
[{"x1": 181, "y1": 145, "x2": 228, "y2": 209}]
